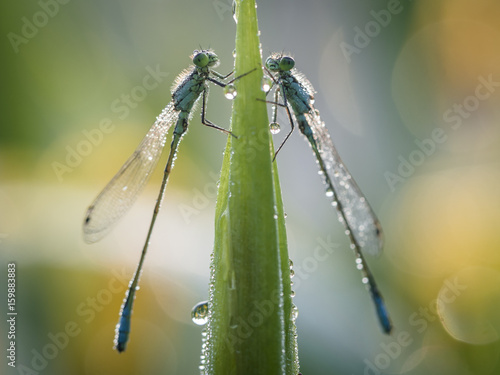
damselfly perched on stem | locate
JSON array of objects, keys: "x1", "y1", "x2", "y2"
[
  {"x1": 261, "y1": 53, "x2": 392, "y2": 334},
  {"x1": 83, "y1": 49, "x2": 251, "y2": 352}
]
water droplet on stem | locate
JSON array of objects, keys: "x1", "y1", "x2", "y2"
[
  {"x1": 261, "y1": 76, "x2": 272, "y2": 92},
  {"x1": 191, "y1": 301, "x2": 209, "y2": 325}
]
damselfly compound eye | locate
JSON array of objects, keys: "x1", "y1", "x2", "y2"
[
  {"x1": 279, "y1": 56, "x2": 295, "y2": 71},
  {"x1": 193, "y1": 52, "x2": 209, "y2": 67}
]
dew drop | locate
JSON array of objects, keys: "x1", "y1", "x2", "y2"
[
  {"x1": 290, "y1": 269, "x2": 295, "y2": 278},
  {"x1": 269, "y1": 122, "x2": 281, "y2": 134},
  {"x1": 331, "y1": 201, "x2": 338, "y2": 207},
  {"x1": 273, "y1": 214, "x2": 278, "y2": 219},
  {"x1": 191, "y1": 301, "x2": 209, "y2": 325},
  {"x1": 290, "y1": 290, "x2": 296, "y2": 297},
  {"x1": 284, "y1": 212, "x2": 288, "y2": 218},
  {"x1": 291, "y1": 304, "x2": 299, "y2": 320},
  {"x1": 261, "y1": 76, "x2": 272, "y2": 92},
  {"x1": 224, "y1": 84, "x2": 237, "y2": 100},
  {"x1": 325, "y1": 187, "x2": 334, "y2": 197},
  {"x1": 232, "y1": 0, "x2": 238, "y2": 23},
  {"x1": 232, "y1": 49, "x2": 236, "y2": 58}
]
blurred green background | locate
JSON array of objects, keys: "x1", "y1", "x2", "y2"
[{"x1": 1, "y1": 0, "x2": 500, "y2": 374}]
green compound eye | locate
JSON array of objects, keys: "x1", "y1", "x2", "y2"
[
  {"x1": 279, "y1": 56, "x2": 295, "y2": 71},
  {"x1": 193, "y1": 52, "x2": 209, "y2": 67},
  {"x1": 265, "y1": 57, "x2": 280, "y2": 72}
]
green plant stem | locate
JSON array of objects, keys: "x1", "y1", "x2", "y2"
[{"x1": 204, "y1": 0, "x2": 298, "y2": 374}]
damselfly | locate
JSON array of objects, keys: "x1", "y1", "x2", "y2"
[
  {"x1": 262, "y1": 53, "x2": 392, "y2": 334},
  {"x1": 83, "y1": 49, "x2": 247, "y2": 352}
]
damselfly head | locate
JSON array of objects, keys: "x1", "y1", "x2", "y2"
[
  {"x1": 265, "y1": 55, "x2": 295, "y2": 72},
  {"x1": 192, "y1": 50, "x2": 220, "y2": 68}
]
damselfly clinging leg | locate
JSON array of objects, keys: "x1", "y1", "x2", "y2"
[
  {"x1": 83, "y1": 49, "x2": 251, "y2": 352},
  {"x1": 262, "y1": 53, "x2": 392, "y2": 334}
]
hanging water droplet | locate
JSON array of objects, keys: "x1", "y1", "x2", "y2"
[
  {"x1": 331, "y1": 201, "x2": 338, "y2": 207},
  {"x1": 261, "y1": 76, "x2": 272, "y2": 92},
  {"x1": 191, "y1": 301, "x2": 209, "y2": 325},
  {"x1": 224, "y1": 84, "x2": 237, "y2": 100},
  {"x1": 291, "y1": 304, "x2": 299, "y2": 320},
  {"x1": 284, "y1": 212, "x2": 288, "y2": 218},
  {"x1": 290, "y1": 290, "x2": 296, "y2": 297},
  {"x1": 273, "y1": 214, "x2": 278, "y2": 219},
  {"x1": 269, "y1": 122, "x2": 281, "y2": 134},
  {"x1": 232, "y1": 0, "x2": 238, "y2": 23},
  {"x1": 289, "y1": 259, "x2": 295, "y2": 278},
  {"x1": 232, "y1": 49, "x2": 237, "y2": 58},
  {"x1": 325, "y1": 187, "x2": 334, "y2": 197}
]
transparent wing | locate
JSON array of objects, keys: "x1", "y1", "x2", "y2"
[
  {"x1": 83, "y1": 103, "x2": 179, "y2": 243},
  {"x1": 305, "y1": 109, "x2": 383, "y2": 256}
]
